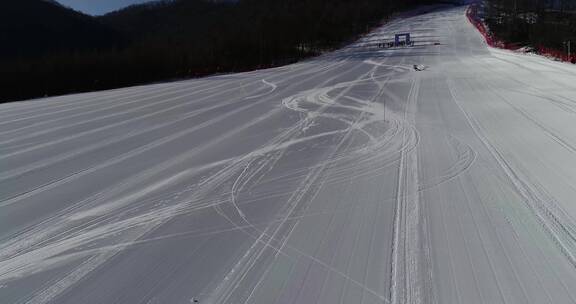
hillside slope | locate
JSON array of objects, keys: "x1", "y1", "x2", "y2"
[
  {"x1": 3, "y1": 5, "x2": 576, "y2": 304},
  {"x1": 0, "y1": 0, "x2": 121, "y2": 58},
  {"x1": 0, "y1": 0, "x2": 438, "y2": 103}
]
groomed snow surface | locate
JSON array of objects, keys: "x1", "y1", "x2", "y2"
[{"x1": 2, "y1": 5, "x2": 576, "y2": 304}]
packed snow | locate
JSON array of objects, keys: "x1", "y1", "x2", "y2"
[{"x1": 1, "y1": 4, "x2": 576, "y2": 304}]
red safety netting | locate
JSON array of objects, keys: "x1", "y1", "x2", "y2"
[{"x1": 466, "y1": 4, "x2": 576, "y2": 64}]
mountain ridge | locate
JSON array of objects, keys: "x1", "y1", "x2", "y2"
[{"x1": 0, "y1": 0, "x2": 122, "y2": 59}]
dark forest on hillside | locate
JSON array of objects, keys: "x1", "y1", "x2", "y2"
[
  {"x1": 1, "y1": 0, "x2": 441, "y2": 103},
  {"x1": 483, "y1": 0, "x2": 576, "y2": 57}
]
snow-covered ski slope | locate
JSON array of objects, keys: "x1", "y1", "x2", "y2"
[{"x1": 2, "y1": 5, "x2": 576, "y2": 304}]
